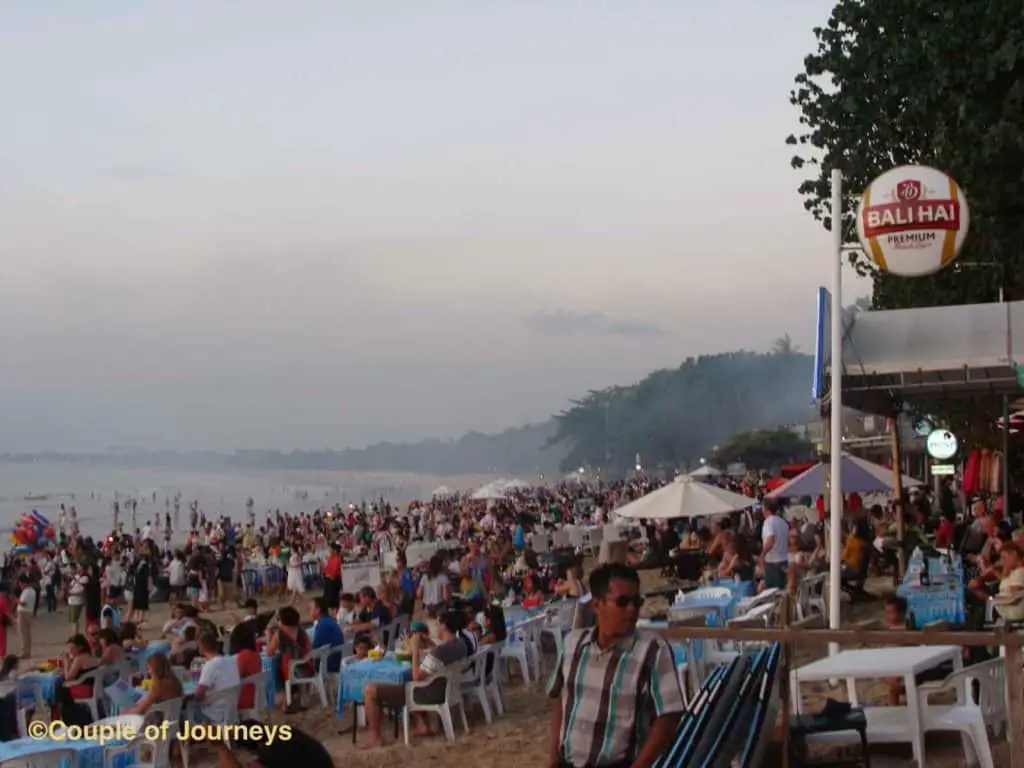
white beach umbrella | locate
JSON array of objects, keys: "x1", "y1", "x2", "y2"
[
  {"x1": 614, "y1": 476, "x2": 755, "y2": 520},
  {"x1": 687, "y1": 464, "x2": 722, "y2": 478},
  {"x1": 471, "y1": 479, "x2": 510, "y2": 501},
  {"x1": 431, "y1": 485, "x2": 455, "y2": 498},
  {"x1": 502, "y1": 478, "x2": 532, "y2": 492}
]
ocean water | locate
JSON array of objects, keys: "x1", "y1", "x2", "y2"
[{"x1": 0, "y1": 462, "x2": 493, "y2": 547}]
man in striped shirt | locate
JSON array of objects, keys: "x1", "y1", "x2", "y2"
[{"x1": 547, "y1": 563, "x2": 684, "y2": 768}]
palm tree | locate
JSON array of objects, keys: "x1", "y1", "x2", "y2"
[{"x1": 770, "y1": 333, "x2": 799, "y2": 356}]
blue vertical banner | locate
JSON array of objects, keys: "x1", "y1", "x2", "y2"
[{"x1": 812, "y1": 287, "x2": 829, "y2": 401}]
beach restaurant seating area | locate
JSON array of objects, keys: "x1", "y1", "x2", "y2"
[{"x1": 0, "y1": 637, "x2": 275, "y2": 768}]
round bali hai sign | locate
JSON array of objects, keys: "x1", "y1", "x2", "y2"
[
  {"x1": 856, "y1": 165, "x2": 970, "y2": 277},
  {"x1": 926, "y1": 429, "x2": 959, "y2": 461}
]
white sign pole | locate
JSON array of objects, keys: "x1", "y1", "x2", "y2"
[{"x1": 828, "y1": 168, "x2": 844, "y2": 655}]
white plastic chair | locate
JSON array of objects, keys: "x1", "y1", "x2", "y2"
[
  {"x1": 239, "y1": 670, "x2": 272, "y2": 721},
  {"x1": 736, "y1": 587, "x2": 781, "y2": 615},
  {"x1": 104, "y1": 719, "x2": 169, "y2": 768},
  {"x1": 916, "y1": 657, "x2": 1005, "y2": 768},
  {"x1": 501, "y1": 619, "x2": 535, "y2": 684},
  {"x1": 187, "y1": 684, "x2": 241, "y2": 738},
  {"x1": 735, "y1": 601, "x2": 777, "y2": 627},
  {"x1": 67, "y1": 665, "x2": 113, "y2": 721},
  {"x1": 15, "y1": 679, "x2": 46, "y2": 738},
  {"x1": 567, "y1": 528, "x2": 586, "y2": 550},
  {"x1": 459, "y1": 648, "x2": 493, "y2": 723},
  {"x1": 143, "y1": 698, "x2": 185, "y2": 768},
  {"x1": 479, "y1": 644, "x2": 504, "y2": 716},
  {"x1": 796, "y1": 573, "x2": 828, "y2": 620},
  {"x1": 285, "y1": 644, "x2": 331, "y2": 707},
  {"x1": 807, "y1": 659, "x2": 1005, "y2": 768},
  {"x1": 4, "y1": 747, "x2": 78, "y2": 768},
  {"x1": 403, "y1": 661, "x2": 470, "y2": 745},
  {"x1": 327, "y1": 641, "x2": 354, "y2": 703},
  {"x1": 540, "y1": 600, "x2": 577, "y2": 654}
]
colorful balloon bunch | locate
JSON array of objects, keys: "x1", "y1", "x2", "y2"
[{"x1": 9, "y1": 510, "x2": 55, "y2": 556}]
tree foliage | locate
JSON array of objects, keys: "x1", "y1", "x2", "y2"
[
  {"x1": 549, "y1": 346, "x2": 815, "y2": 475},
  {"x1": 712, "y1": 428, "x2": 815, "y2": 471},
  {"x1": 788, "y1": 0, "x2": 1024, "y2": 445},
  {"x1": 788, "y1": 0, "x2": 1024, "y2": 308}
]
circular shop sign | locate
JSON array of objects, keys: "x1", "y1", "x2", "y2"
[
  {"x1": 926, "y1": 429, "x2": 959, "y2": 460},
  {"x1": 856, "y1": 165, "x2": 970, "y2": 277},
  {"x1": 913, "y1": 417, "x2": 934, "y2": 437}
]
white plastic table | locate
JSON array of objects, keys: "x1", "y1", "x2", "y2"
[{"x1": 790, "y1": 645, "x2": 961, "y2": 767}]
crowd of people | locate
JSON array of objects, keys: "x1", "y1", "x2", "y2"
[{"x1": 1, "y1": 469, "x2": 1019, "y2": 765}]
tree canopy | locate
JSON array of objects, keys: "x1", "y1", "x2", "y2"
[
  {"x1": 712, "y1": 427, "x2": 815, "y2": 471},
  {"x1": 788, "y1": 0, "x2": 1024, "y2": 308},
  {"x1": 549, "y1": 346, "x2": 815, "y2": 475},
  {"x1": 788, "y1": 0, "x2": 1024, "y2": 443}
]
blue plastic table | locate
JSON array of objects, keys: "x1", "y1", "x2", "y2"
[
  {"x1": 668, "y1": 594, "x2": 736, "y2": 624},
  {"x1": 639, "y1": 594, "x2": 735, "y2": 663},
  {"x1": 897, "y1": 556, "x2": 965, "y2": 627},
  {"x1": 711, "y1": 578, "x2": 756, "y2": 599},
  {"x1": 17, "y1": 671, "x2": 60, "y2": 706},
  {"x1": 335, "y1": 657, "x2": 413, "y2": 712},
  {"x1": 0, "y1": 735, "x2": 133, "y2": 768},
  {"x1": 131, "y1": 641, "x2": 172, "y2": 663}
]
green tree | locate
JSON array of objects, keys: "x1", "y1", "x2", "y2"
[
  {"x1": 713, "y1": 428, "x2": 814, "y2": 470},
  {"x1": 787, "y1": 0, "x2": 1024, "y2": 445},
  {"x1": 770, "y1": 333, "x2": 799, "y2": 356},
  {"x1": 788, "y1": 0, "x2": 1024, "y2": 308},
  {"x1": 549, "y1": 351, "x2": 816, "y2": 475}
]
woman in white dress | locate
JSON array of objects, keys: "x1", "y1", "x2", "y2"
[{"x1": 286, "y1": 546, "x2": 305, "y2": 603}]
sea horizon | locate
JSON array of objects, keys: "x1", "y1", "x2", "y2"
[{"x1": 0, "y1": 462, "x2": 501, "y2": 547}]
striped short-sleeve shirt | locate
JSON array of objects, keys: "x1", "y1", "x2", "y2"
[{"x1": 547, "y1": 627, "x2": 685, "y2": 767}]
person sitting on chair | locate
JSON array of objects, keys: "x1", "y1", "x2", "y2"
[{"x1": 360, "y1": 611, "x2": 468, "y2": 748}]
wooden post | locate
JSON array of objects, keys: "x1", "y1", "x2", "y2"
[
  {"x1": 889, "y1": 416, "x2": 906, "y2": 581},
  {"x1": 780, "y1": 591, "x2": 792, "y2": 768},
  {"x1": 1006, "y1": 640, "x2": 1024, "y2": 768}
]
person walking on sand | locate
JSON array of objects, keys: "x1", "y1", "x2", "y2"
[
  {"x1": 286, "y1": 545, "x2": 305, "y2": 604},
  {"x1": 15, "y1": 574, "x2": 36, "y2": 660}
]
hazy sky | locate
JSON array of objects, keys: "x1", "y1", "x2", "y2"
[{"x1": 0, "y1": 1, "x2": 870, "y2": 452}]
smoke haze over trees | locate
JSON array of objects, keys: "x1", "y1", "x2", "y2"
[{"x1": 1, "y1": 343, "x2": 816, "y2": 477}]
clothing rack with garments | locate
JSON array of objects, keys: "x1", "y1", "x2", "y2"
[{"x1": 962, "y1": 449, "x2": 1005, "y2": 497}]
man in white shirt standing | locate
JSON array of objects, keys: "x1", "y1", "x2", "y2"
[
  {"x1": 16, "y1": 574, "x2": 36, "y2": 659},
  {"x1": 66, "y1": 565, "x2": 88, "y2": 634},
  {"x1": 193, "y1": 631, "x2": 241, "y2": 723},
  {"x1": 759, "y1": 499, "x2": 790, "y2": 590}
]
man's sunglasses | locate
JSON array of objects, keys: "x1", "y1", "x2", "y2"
[{"x1": 611, "y1": 595, "x2": 645, "y2": 609}]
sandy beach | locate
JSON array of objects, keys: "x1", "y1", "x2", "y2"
[{"x1": 13, "y1": 574, "x2": 1008, "y2": 767}]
